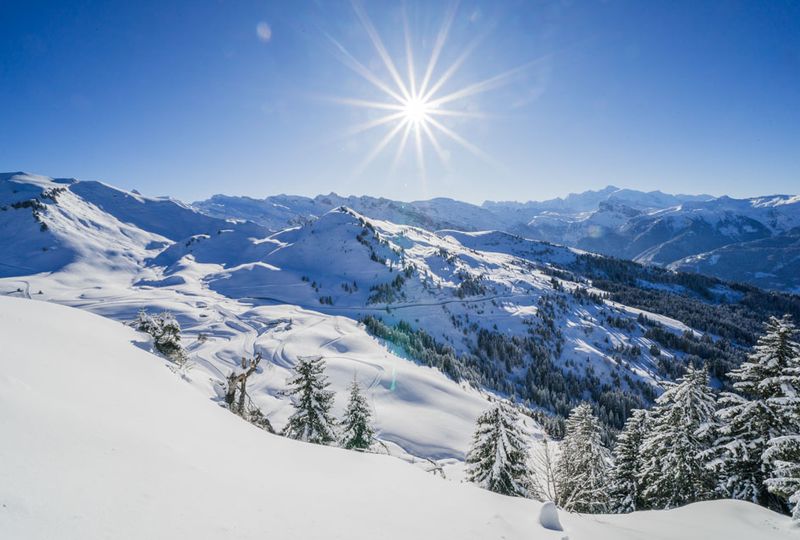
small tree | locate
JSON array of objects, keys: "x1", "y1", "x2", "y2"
[
  {"x1": 639, "y1": 367, "x2": 716, "y2": 509},
  {"x1": 555, "y1": 403, "x2": 611, "y2": 513},
  {"x1": 340, "y1": 376, "x2": 375, "y2": 451},
  {"x1": 608, "y1": 408, "x2": 649, "y2": 513},
  {"x1": 134, "y1": 309, "x2": 186, "y2": 364},
  {"x1": 530, "y1": 436, "x2": 559, "y2": 503},
  {"x1": 282, "y1": 356, "x2": 337, "y2": 445},
  {"x1": 465, "y1": 402, "x2": 533, "y2": 498}
]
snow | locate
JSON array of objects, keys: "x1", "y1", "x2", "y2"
[
  {"x1": 538, "y1": 501, "x2": 563, "y2": 531},
  {"x1": 0, "y1": 296, "x2": 795, "y2": 540}
]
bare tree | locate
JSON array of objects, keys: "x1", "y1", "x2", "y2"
[
  {"x1": 225, "y1": 353, "x2": 262, "y2": 414},
  {"x1": 531, "y1": 437, "x2": 559, "y2": 502},
  {"x1": 223, "y1": 353, "x2": 273, "y2": 433}
]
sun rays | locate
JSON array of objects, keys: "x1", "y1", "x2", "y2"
[{"x1": 327, "y1": 1, "x2": 525, "y2": 177}]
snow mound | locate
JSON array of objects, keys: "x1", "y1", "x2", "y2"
[
  {"x1": 0, "y1": 296, "x2": 794, "y2": 540},
  {"x1": 539, "y1": 501, "x2": 563, "y2": 531}
]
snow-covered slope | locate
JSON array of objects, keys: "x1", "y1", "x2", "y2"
[
  {"x1": 0, "y1": 173, "x2": 506, "y2": 460},
  {"x1": 0, "y1": 296, "x2": 794, "y2": 540},
  {"x1": 0, "y1": 172, "x2": 166, "y2": 278},
  {"x1": 0, "y1": 172, "x2": 265, "y2": 279}
]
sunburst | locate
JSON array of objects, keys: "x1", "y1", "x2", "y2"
[{"x1": 328, "y1": 1, "x2": 528, "y2": 176}]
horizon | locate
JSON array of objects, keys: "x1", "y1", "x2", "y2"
[
  {"x1": 2, "y1": 1, "x2": 799, "y2": 203},
  {"x1": 11, "y1": 169, "x2": 786, "y2": 206}
]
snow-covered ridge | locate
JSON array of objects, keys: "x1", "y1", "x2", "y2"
[{"x1": 1, "y1": 296, "x2": 794, "y2": 540}]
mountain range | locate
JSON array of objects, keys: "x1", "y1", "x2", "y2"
[{"x1": 194, "y1": 185, "x2": 800, "y2": 293}]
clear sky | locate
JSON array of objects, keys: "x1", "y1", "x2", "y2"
[{"x1": 1, "y1": 0, "x2": 798, "y2": 203}]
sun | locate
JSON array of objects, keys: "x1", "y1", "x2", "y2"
[
  {"x1": 402, "y1": 97, "x2": 432, "y2": 125},
  {"x1": 327, "y1": 1, "x2": 530, "y2": 176}
]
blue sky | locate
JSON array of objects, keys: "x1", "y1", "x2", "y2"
[{"x1": 1, "y1": 0, "x2": 798, "y2": 203}]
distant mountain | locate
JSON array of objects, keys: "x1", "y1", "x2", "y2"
[
  {"x1": 194, "y1": 192, "x2": 508, "y2": 232},
  {"x1": 518, "y1": 194, "x2": 800, "y2": 292},
  {"x1": 483, "y1": 185, "x2": 714, "y2": 223},
  {"x1": 193, "y1": 186, "x2": 800, "y2": 292},
  {"x1": 670, "y1": 228, "x2": 800, "y2": 292}
]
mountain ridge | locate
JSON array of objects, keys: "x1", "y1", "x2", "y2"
[{"x1": 189, "y1": 181, "x2": 800, "y2": 292}]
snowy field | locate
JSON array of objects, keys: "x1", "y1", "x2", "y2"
[{"x1": 1, "y1": 296, "x2": 794, "y2": 540}]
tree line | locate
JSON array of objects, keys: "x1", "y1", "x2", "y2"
[{"x1": 465, "y1": 315, "x2": 800, "y2": 519}]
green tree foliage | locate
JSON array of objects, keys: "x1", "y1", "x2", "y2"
[{"x1": 282, "y1": 356, "x2": 337, "y2": 445}]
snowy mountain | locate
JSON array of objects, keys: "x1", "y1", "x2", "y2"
[
  {"x1": 526, "y1": 194, "x2": 800, "y2": 293},
  {"x1": 194, "y1": 192, "x2": 508, "y2": 232},
  {"x1": 670, "y1": 229, "x2": 800, "y2": 292},
  {"x1": 2, "y1": 296, "x2": 794, "y2": 539},
  {"x1": 194, "y1": 186, "x2": 800, "y2": 292},
  {"x1": 4, "y1": 171, "x2": 800, "y2": 436}
]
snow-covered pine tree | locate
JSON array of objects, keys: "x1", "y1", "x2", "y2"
[
  {"x1": 340, "y1": 376, "x2": 375, "y2": 451},
  {"x1": 153, "y1": 311, "x2": 184, "y2": 362},
  {"x1": 709, "y1": 315, "x2": 800, "y2": 511},
  {"x1": 554, "y1": 403, "x2": 611, "y2": 513},
  {"x1": 608, "y1": 408, "x2": 649, "y2": 513},
  {"x1": 764, "y1": 326, "x2": 800, "y2": 518},
  {"x1": 765, "y1": 435, "x2": 800, "y2": 519},
  {"x1": 465, "y1": 401, "x2": 533, "y2": 498},
  {"x1": 282, "y1": 356, "x2": 337, "y2": 445},
  {"x1": 133, "y1": 309, "x2": 186, "y2": 364},
  {"x1": 639, "y1": 366, "x2": 717, "y2": 509}
]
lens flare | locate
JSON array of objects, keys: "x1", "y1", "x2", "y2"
[{"x1": 327, "y1": 1, "x2": 530, "y2": 176}]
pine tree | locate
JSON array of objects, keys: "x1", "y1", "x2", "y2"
[
  {"x1": 639, "y1": 366, "x2": 717, "y2": 509},
  {"x1": 555, "y1": 403, "x2": 611, "y2": 513},
  {"x1": 134, "y1": 308, "x2": 157, "y2": 334},
  {"x1": 282, "y1": 356, "x2": 337, "y2": 445},
  {"x1": 133, "y1": 309, "x2": 185, "y2": 363},
  {"x1": 608, "y1": 408, "x2": 649, "y2": 513},
  {"x1": 154, "y1": 311, "x2": 184, "y2": 362},
  {"x1": 465, "y1": 402, "x2": 533, "y2": 498},
  {"x1": 765, "y1": 435, "x2": 800, "y2": 519},
  {"x1": 340, "y1": 376, "x2": 375, "y2": 451},
  {"x1": 709, "y1": 315, "x2": 800, "y2": 511}
]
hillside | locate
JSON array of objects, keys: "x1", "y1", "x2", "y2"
[{"x1": 0, "y1": 296, "x2": 794, "y2": 540}]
